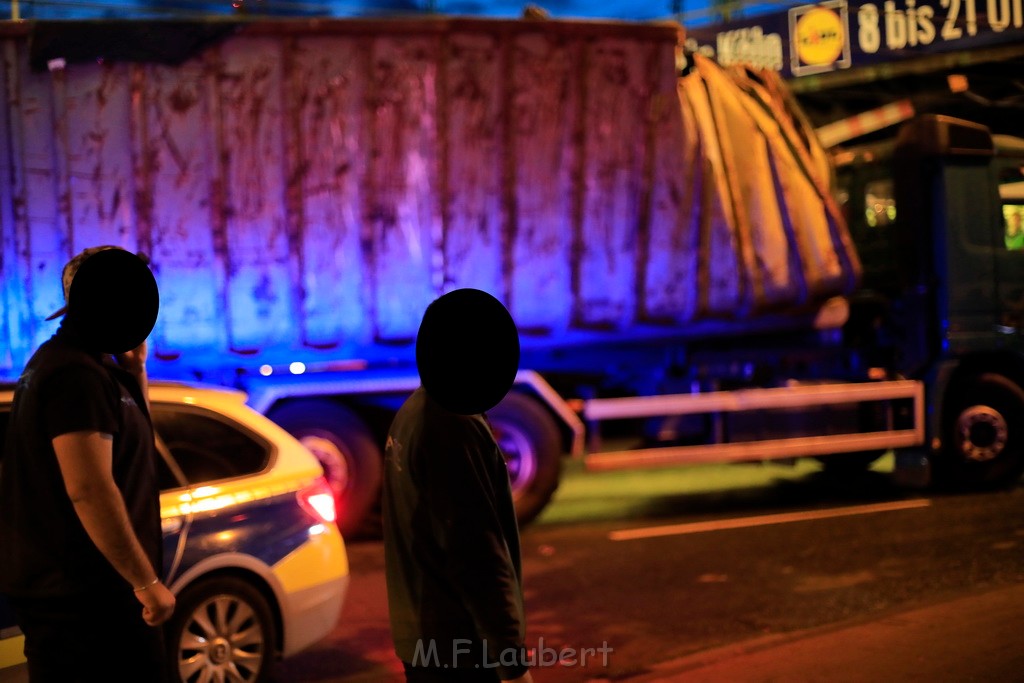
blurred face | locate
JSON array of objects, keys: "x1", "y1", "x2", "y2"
[
  {"x1": 416, "y1": 289, "x2": 520, "y2": 415},
  {"x1": 67, "y1": 250, "x2": 160, "y2": 354}
]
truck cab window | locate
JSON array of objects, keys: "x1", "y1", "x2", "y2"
[
  {"x1": 837, "y1": 167, "x2": 903, "y2": 293},
  {"x1": 999, "y1": 167, "x2": 1024, "y2": 252},
  {"x1": 151, "y1": 407, "x2": 271, "y2": 485},
  {"x1": 864, "y1": 179, "x2": 895, "y2": 228},
  {"x1": 1003, "y1": 205, "x2": 1024, "y2": 251}
]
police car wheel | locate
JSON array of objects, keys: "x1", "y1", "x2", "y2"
[{"x1": 167, "y1": 577, "x2": 277, "y2": 683}]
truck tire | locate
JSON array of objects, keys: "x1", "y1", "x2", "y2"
[
  {"x1": 267, "y1": 400, "x2": 382, "y2": 538},
  {"x1": 935, "y1": 373, "x2": 1024, "y2": 489},
  {"x1": 167, "y1": 576, "x2": 277, "y2": 683},
  {"x1": 487, "y1": 393, "x2": 562, "y2": 526}
]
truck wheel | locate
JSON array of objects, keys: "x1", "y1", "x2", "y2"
[
  {"x1": 936, "y1": 373, "x2": 1024, "y2": 489},
  {"x1": 267, "y1": 400, "x2": 382, "y2": 537},
  {"x1": 487, "y1": 393, "x2": 562, "y2": 526},
  {"x1": 166, "y1": 577, "x2": 277, "y2": 683}
]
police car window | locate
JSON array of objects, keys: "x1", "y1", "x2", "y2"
[
  {"x1": 154, "y1": 454, "x2": 179, "y2": 492},
  {"x1": 155, "y1": 435, "x2": 187, "y2": 492},
  {"x1": 151, "y1": 407, "x2": 270, "y2": 485}
]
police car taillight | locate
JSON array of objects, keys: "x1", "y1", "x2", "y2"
[{"x1": 298, "y1": 477, "x2": 337, "y2": 524}]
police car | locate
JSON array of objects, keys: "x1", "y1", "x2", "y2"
[{"x1": 0, "y1": 381, "x2": 350, "y2": 683}]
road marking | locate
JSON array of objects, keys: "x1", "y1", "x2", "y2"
[{"x1": 608, "y1": 499, "x2": 932, "y2": 542}]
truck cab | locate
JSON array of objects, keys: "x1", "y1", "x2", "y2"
[{"x1": 836, "y1": 115, "x2": 1024, "y2": 487}]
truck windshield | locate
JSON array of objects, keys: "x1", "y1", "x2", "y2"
[
  {"x1": 864, "y1": 179, "x2": 896, "y2": 228},
  {"x1": 1000, "y1": 167, "x2": 1024, "y2": 251}
]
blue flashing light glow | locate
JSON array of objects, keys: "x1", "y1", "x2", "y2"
[{"x1": 4, "y1": 1, "x2": 686, "y2": 22}]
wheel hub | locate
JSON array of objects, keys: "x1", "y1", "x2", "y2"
[
  {"x1": 208, "y1": 637, "x2": 231, "y2": 665},
  {"x1": 957, "y1": 405, "x2": 1008, "y2": 462},
  {"x1": 179, "y1": 594, "x2": 263, "y2": 683}
]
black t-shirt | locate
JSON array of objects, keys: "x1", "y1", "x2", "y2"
[{"x1": 0, "y1": 323, "x2": 161, "y2": 599}]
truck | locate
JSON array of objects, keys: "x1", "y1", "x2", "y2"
[{"x1": 1, "y1": 18, "x2": 1022, "y2": 536}]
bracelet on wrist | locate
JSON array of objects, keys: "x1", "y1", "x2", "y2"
[{"x1": 133, "y1": 578, "x2": 160, "y2": 592}]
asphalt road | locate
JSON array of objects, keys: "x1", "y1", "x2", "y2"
[{"x1": 272, "y1": 456, "x2": 1024, "y2": 682}]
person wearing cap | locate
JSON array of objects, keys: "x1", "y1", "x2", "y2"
[
  {"x1": 0, "y1": 246, "x2": 174, "y2": 681},
  {"x1": 383, "y1": 289, "x2": 533, "y2": 683}
]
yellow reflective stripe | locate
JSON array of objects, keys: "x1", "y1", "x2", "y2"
[{"x1": 160, "y1": 470, "x2": 322, "y2": 519}]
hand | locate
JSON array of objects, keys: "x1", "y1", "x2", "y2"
[
  {"x1": 504, "y1": 673, "x2": 533, "y2": 683},
  {"x1": 136, "y1": 581, "x2": 176, "y2": 626},
  {"x1": 115, "y1": 340, "x2": 148, "y2": 375}
]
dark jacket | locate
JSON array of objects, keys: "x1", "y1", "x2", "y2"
[{"x1": 383, "y1": 387, "x2": 527, "y2": 679}]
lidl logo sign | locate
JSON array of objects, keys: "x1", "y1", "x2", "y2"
[
  {"x1": 789, "y1": 0, "x2": 853, "y2": 75},
  {"x1": 795, "y1": 7, "x2": 845, "y2": 63}
]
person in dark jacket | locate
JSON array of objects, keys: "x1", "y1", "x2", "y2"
[
  {"x1": 383, "y1": 288, "x2": 532, "y2": 683},
  {"x1": 0, "y1": 247, "x2": 173, "y2": 682}
]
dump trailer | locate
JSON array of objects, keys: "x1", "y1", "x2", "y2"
[{"x1": 1, "y1": 19, "x2": 1022, "y2": 535}]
